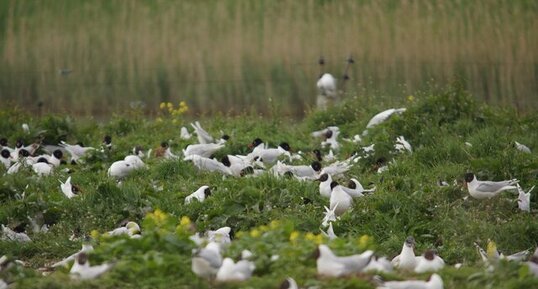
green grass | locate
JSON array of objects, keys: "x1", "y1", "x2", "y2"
[
  {"x1": 0, "y1": 0, "x2": 537, "y2": 116},
  {"x1": 1, "y1": 84, "x2": 538, "y2": 288}
]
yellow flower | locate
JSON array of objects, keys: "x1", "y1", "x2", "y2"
[
  {"x1": 159, "y1": 102, "x2": 166, "y2": 109},
  {"x1": 358, "y1": 234, "x2": 372, "y2": 249},
  {"x1": 269, "y1": 220, "x2": 280, "y2": 229},
  {"x1": 305, "y1": 232, "x2": 316, "y2": 242},
  {"x1": 289, "y1": 231, "x2": 300, "y2": 242},
  {"x1": 259, "y1": 225, "x2": 269, "y2": 232},
  {"x1": 179, "y1": 101, "x2": 187, "y2": 107},
  {"x1": 407, "y1": 95, "x2": 415, "y2": 102},
  {"x1": 167, "y1": 102, "x2": 173, "y2": 108},
  {"x1": 90, "y1": 229, "x2": 100, "y2": 240},
  {"x1": 180, "y1": 216, "x2": 191, "y2": 227},
  {"x1": 250, "y1": 229, "x2": 261, "y2": 238}
]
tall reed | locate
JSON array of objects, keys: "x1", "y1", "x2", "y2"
[{"x1": 0, "y1": 0, "x2": 536, "y2": 116}]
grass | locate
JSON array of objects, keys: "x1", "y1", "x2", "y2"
[
  {"x1": 0, "y1": 0, "x2": 537, "y2": 116},
  {"x1": 1, "y1": 83, "x2": 538, "y2": 288}
]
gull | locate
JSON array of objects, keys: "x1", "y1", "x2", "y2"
[
  {"x1": 391, "y1": 236, "x2": 419, "y2": 271},
  {"x1": 192, "y1": 241, "x2": 222, "y2": 279},
  {"x1": 475, "y1": 240, "x2": 529, "y2": 264},
  {"x1": 394, "y1": 136, "x2": 412, "y2": 153},
  {"x1": 185, "y1": 155, "x2": 233, "y2": 175},
  {"x1": 315, "y1": 244, "x2": 374, "y2": 277},
  {"x1": 329, "y1": 182, "x2": 353, "y2": 216},
  {"x1": 183, "y1": 143, "x2": 225, "y2": 158},
  {"x1": 363, "y1": 108, "x2": 406, "y2": 135},
  {"x1": 312, "y1": 126, "x2": 339, "y2": 138},
  {"x1": 59, "y1": 141, "x2": 94, "y2": 164},
  {"x1": 207, "y1": 226, "x2": 232, "y2": 244},
  {"x1": 108, "y1": 155, "x2": 146, "y2": 179},
  {"x1": 1, "y1": 149, "x2": 12, "y2": 169},
  {"x1": 514, "y1": 141, "x2": 531, "y2": 153},
  {"x1": 59, "y1": 176, "x2": 81, "y2": 199},
  {"x1": 35, "y1": 149, "x2": 63, "y2": 167},
  {"x1": 132, "y1": 146, "x2": 151, "y2": 159},
  {"x1": 321, "y1": 157, "x2": 353, "y2": 177},
  {"x1": 70, "y1": 253, "x2": 113, "y2": 280},
  {"x1": 191, "y1": 121, "x2": 229, "y2": 145},
  {"x1": 414, "y1": 250, "x2": 445, "y2": 273},
  {"x1": 320, "y1": 222, "x2": 337, "y2": 240},
  {"x1": 52, "y1": 242, "x2": 94, "y2": 268},
  {"x1": 526, "y1": 248, "x2": 538, "y2": 277},
  {"x1": 1, "y1": 225, "x2": 31, "y2": 242},
  {"x1": 106, "y1": 221, "x2": 141, "y2": 239},
  {"x1": 342, "y1": 178, "x2": 375, "y2": 197},
  {"x1": 32, "y1": 158, "x2": 53, "y2": 177},
  {"x1": 321, "y1": 205, "x2": 339, "y2": 227},
  {"x1": 362, "y1": 144, "x2": 375, "y2": 154},
  {"x1": 273, "y1": 161, "x2": 322, "y2": 179},
  {"x1": 250, "y1": 142, "x2": 291, "y2": 164},
  {"x1": 317, "y1": 173, "x2": 333, "y2": 198},
  {"x1": 180, "y1": 126, "x2": 192, "y2": 140},
  {"x1": 280, "y1": 277, "x2": 299, "y2": 289},
  {"x1": 155, "y1": 142, "x2": 179, "y2": 160},
  {"x1": 464, "y1": 172, "x2": 518, "y2": 199},
  {"x1": 215, "y1": 257, "x2": 255, "y2": 282},
  {"x1": 317, "y1": 73, "x2": 337, "y2": 99},
  {"x1": 517, "y1": 184, "x2": 534, "y2": 212},
  {"x1": 22, "y1": 123, "x2": 30, "y2": 134},
  {"x1": 102, "y1": 135, "x2": 112, "y2": 151},
  {"x1": 221, "y1": 155, "x2": 258, "y2": 177},
  {"x1": 321, "y1": 127, "x2": 340, "y2": 151},
  {"x1": 185, "y1": 185, "x2": 212, "y2": 204},
  {"x1": 364, "y1": 256, "x2": 393, "y2": 273},
  {"x1": 375, "y1": 273, "x2": 443, "y2": 289}
]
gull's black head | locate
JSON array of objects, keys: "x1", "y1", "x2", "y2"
[
  {"x1": 318, "y1": 173, "x2": 329, "y2": 182},
  {"x1": 280, "y1": 279, "x2": 291, "y2": 289},
  {"x1": 1, "y1": 149, "x2": 10, "y2": 158},
  {"x1": 37, "y1": 157, "x2": 49, "y2": 164},
  {"x1": 76, "y1": 252, "x2": 89, "y2": 265},
  {"x1": 311, "y1": 161, "x2": 322, "y2": 172},
  {"x1": 221, "y1": 156, "x2": 231, "y2": 167},
  {"x1": 325, "y1": 129, "x2": 333, "y2": 139},
  {"x1": 221, "y1": 135, "x2": 230, "y2": 141},
  {"x1": 330, "y1": 181, "x2": 339, "y2": 190},
  {"x1": 250, "y1": 138, "x2": 263, "y2": 148},
  {"x1": 103, "y1": 135, "x2": 112, "y2": 145},
  {"x1": 464, "y1": 172, "x2": 475, "y2": 183},
  {"x1": 204, "y1": 187, "x2": 212, "y2": 197},
  {"x1": 424, "y1": 249, "x2": 435, "y2": 261},
  {"x1": 240, "y1": 166, "x2": 254, "y2": 177},
  {"x1": 405, "y1": 236, "x2": 416, "y2": 247},
  {"x1": 160, "y1": 142, "x2": 168, "y2": 148},
  {"x1": 347, "y1": 180, "x2": 357, "y2": 189},
  {"x1": 19, "y1": 149, "x2": 30, "y2": 157},
  {"x1": 16, "y1": 139, "x2": 24, "y2": 148},
  {"x1": 53, "y1": 149, "x2": 63, "y2": 159},
  {"x1": 279, "y1": 142, "x2": 291, "y2": 152}
]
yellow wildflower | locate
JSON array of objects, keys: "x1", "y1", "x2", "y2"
[
  {"x1": 90, "y1": 229, "x2": 100, "y2": 240},
  {"x1": 289, "y1": 231, "x2": 300, "y2": 242},
  {"x1": 159, "y1": 102, "x2": 166, "y2": 109},
  {"x1": 358, "y1": 234, "x2": 372, "y2": 249},
  {"x1": 259, "y1": 225, "x2": 269, "y2": 232},
  {"x1": 250, "y1": 229, "x2": 261, "y2": 238},
  {"x1": 407, "y1": 95, "x2": 415, "y2": 102},
  {"x1": 180, "y1": 216, "x2": 191, "y2": 227},
  {"x1": 305, "y1": 232, "x2": 316, "y2": 242},
  {"x1": 269, "y1": 220, "x2": 280, "y2": 230}
]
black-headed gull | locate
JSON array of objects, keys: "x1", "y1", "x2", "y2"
[
  {"x1": 391, "y1": 236, "x2": 419, "y2": 271},
  {"x1": 363, "y1": 108, "x2": 406, "y2": 135},
  {"x1": 185, "y1": 155, "x2": 233, "y2": 175},
  {"x1": 329, "y1": 182, "x2": 353, "y2": 216},
  {"x1": 1, "y1": 149, "x2": 12, "y2": 169},
  {"x1": 280, "y1": 277, "x2": 299, "y2": 289},
  {"x1": 514, "y1": 141, "x2": 531, "y2": 153},
  {"x1": 52, "y1": 242, "x2": 94, "y2": 268},
  {"x1": 517, "y1": 184, "x2": 533, "y2": 212},
  {"x1": 185, "y1": 185, "x2": 212, "y2": 204},
  {"x1": 414, "y1": 250, "x2": 445, "y2": 273},
  {"x1": 59, "y1": 141, "x2": 94, "y2": 164},
  {"x1": 250, "y1": 142, "x2": 291, "y2": 164},
  {"x1": 342, "y1": 178, "x2": 375, "y2": 197},
  {"x1": 59, "y1": 176, "x2": 80, "y2": 199},
  {"x1": 464, "y1": 173, "x2": 518, "y2": 199},
  {"x1": 70, "y1": 253, "x2": 113, "y2": 280},
  {"x1": 317, "y1": 173, "x2": 333, "y2": 198},
  {"x1": 32, "y1": 158, "x2": 53, "y2": 176},
  {"x1": 315, "y1": 244, "x2": 373, "y2": 277},
  {"x1": 183, "y1": 143, "x2": 225, "y2": 159}
]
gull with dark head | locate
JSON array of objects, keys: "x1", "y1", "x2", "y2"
[{"x1": 464, "y1": 172, "x2": 518, "y2": 199}]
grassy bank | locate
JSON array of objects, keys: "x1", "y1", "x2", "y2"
[
  {"x1": 0, "y1": 0, "x2": 537, "y2": 116},
  {"x1": 0, "y1": 84, "x2": 537, "y2": 288}
]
